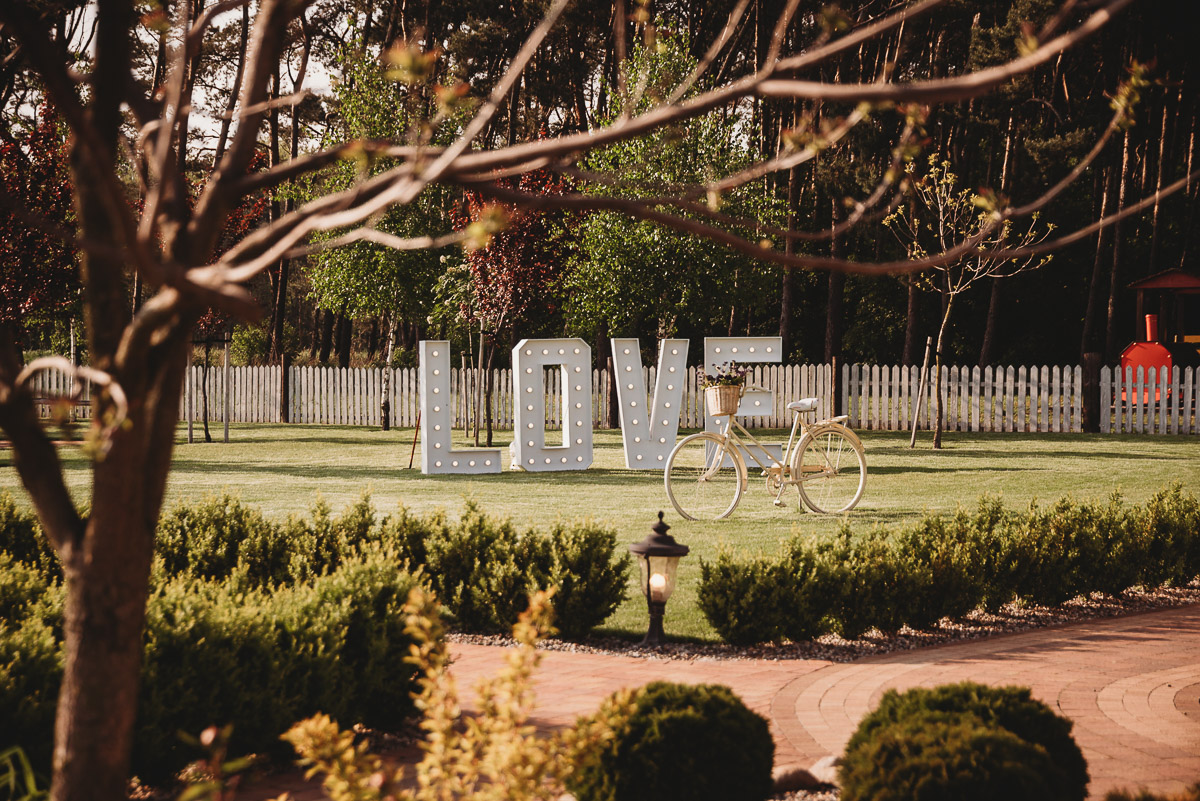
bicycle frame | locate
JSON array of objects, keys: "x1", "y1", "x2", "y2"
[{"x1": 714, "y1": 408, "x2": 863, "y2": 504}]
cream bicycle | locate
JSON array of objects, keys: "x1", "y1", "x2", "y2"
[{"x1": 663, "y1": 390, "x2": 866, "y2": 520}]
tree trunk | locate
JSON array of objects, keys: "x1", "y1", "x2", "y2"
[
  {"x1": 978, "y1": 278, "x2": 1002, "y2": 367},
  {"x1": 201, "y1": 341, "x2": 212, "y2": 442},
  {"x1": 1104, "y1": 130, "x2": 1132, "y2": 362},
  {"x1": 381, "y1": 316, "x2": 395, "y2": 430},
  {"x1": 318, "y1": 309, "x2": 334, "y2": 363},
  {"x1": 824, "y1": 200, "x2": 846, "y2": 364},
  {"x1": 931, "y1": 293, "x2": 954, "y2": 450},
  {"x1": 484, "y1": 340, "x2": 497, "y2": 447},
  {"x1": 778, "y1": 164, "x2": 799, "y2": 355},
  {"x1": 1080, "y1": 166, "x2": 1114, "y2": 359},
  {"x1": 902, "y1": 279, "x2": 921, "y2": 365},
  {"x1": 335, "y1": 313, "x2": 351, "y2": 368}
]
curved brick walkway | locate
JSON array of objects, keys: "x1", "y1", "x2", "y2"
[
  {"x1": 246, "y1": 604, "x2": 1200, "y2": 801},
  {"x1": 448, "y1": 605, "x2": 1200, "y2": 799}
]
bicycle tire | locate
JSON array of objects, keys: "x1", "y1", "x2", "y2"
[
  {"x1": 664, "y1": 432, "x2": 744, "y2": 520},
  {"x1": 792, "y1": 424, "x2": 866, "y2": 514}
]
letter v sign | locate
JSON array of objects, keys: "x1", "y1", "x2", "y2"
[{"x1": 610, "y1": 338, "x2": 689, "y2": 469}]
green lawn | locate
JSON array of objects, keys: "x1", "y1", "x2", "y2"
[{"x1": 3, "y1": 425, "x2": 1198, "y2": 640}]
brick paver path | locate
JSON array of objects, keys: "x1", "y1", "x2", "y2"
[
  {"x1": 246, "y1": 604, "x2": 1200, "y2": 800},
  {"x1": 451, "y1": 605, "x2": 1200, "y2": 799}
]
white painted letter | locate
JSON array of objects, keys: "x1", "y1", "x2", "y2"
[
  {"x1": 704, "y1": 337, "x2": 784, "y2": 460},
  {"x1": 511, "y1": 339, "x2": 593, "y2": 471},
  {"x1": 611, "y1": 338, "x2": 689, "y2": 469},
  {"x1": 419, "y1": 341, "x2": 501, "y2": 474}
]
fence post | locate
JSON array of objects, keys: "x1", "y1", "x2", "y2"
[{"x1": 280, "y1": 354, "x2": 291, "y2": 423}]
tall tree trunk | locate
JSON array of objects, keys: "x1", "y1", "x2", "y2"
[
  {"x1": 1081, "y1": 166, "x2": 1114, "y2": 359},
  {"x1": 1148, "y1": 95, "x2": 1169, "y2": 268},
  {"x1": 1105, "y1": 130, "x2": 1132, "y2": 362},
  {"x1": 269, "y1": 19, "x2": 310, "y2": 362},
  {"x1": 318, "y1": 310, "x2": 335, "y2": 363},
  {"x1": 824, "y1": 199, "x2": 846, "y2": 364},
  {"x1": 978, "y1": 279, "x2": 1002, "y2": 367},
  {"x1": 778, "y1": 164, "x2": 799, "y2": 355},
  {"x1": 902, "y1": 279, "x2": 920, "y2": 365},
  {"x1": 336, "y1": 313, "x2": 351, "y2": 368}
]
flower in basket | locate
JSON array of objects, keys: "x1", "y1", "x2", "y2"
[{"x1": 703, "y1": 361, "x2": 748, "y2": 388}]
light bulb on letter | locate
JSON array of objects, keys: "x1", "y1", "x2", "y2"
[{"x1": 649, "y1": 572, "x2": 667, "y2": 600}]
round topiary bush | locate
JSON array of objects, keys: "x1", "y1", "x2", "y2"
[
  {"x1": 569, "y1": 681, "x2": 774, "y2": 801},
  {"x1": 840, "y1": 711, "x2": 1060, "y2": 801},
  {"x1": 840, "y1": 682, "x2": 1089, "y2": 801}
]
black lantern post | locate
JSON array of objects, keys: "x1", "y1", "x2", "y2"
[{"x1": 629, "y1": 512, "x2": 689, "y2": 646}]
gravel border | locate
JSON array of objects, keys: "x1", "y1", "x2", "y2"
[{"x1": 447, "y1": 583, "x2": 1200, "y2": 665}]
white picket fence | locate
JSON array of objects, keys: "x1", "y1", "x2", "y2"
[
  {"x1": 27, "y1": 362, "x2": 1200, "y2": 435},
  {"x1": 177, "y1": 363, "x2": 835, "y2": 429},
  {"x1": 842, "y1": 364, "x2": 1086, "y2": 433}
]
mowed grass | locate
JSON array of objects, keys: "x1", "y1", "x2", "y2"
[{"x1": 3, "y1": 424, "x2": 1198, "y2": 640}]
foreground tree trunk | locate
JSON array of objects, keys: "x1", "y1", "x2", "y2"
[{"x1": 55, "y1": 344, "x2": 188, "y2": 801}]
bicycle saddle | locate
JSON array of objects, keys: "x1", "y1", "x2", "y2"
[{"x1": 786, "y1": 398, "x2": 820, "y2": 412}]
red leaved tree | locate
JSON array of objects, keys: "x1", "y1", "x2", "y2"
[
  {"x1": 451, "y1": 168, "x2": 570, "y2": 444},
  {"x1": 0, "y1": 104, "x2": 79, "y2": 355}
]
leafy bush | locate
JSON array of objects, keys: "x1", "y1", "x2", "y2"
[
  {"x1": 840, "y1": 711, "x2": 1061, "y2": 801},
  {"x1": 840, "y1": 682, "x2": 1088, "y2": 801},
  {"x1": 698, "y1": 551, "x2": 787, "y2": 645},
  {"x1": 542, "y1": 522, "x2": 630, "y2": 639},
  {"x1": 697, "y1": 485, "x2": 1200, "y2": 645},
  {"x1": 0, "y1": 550, "x2": 421, "y2": 782},
  {"x1": 155, "y1": 494, "x2": 628, "y2": 636},
  {"x1": 1104, "y1": 785, "x2": 1200, "y2": 801},
  {"x1": 137, "y1": 550, "x2": 420, "y2": 780},
  {"x1": 0, "y1": 493, "x2": 59, "y2": 579},
  {"x1": 569, "y1": 681, "x2": 774, "y2": 801},
  {"x1": 0, "y1": 615, "x2": 62, "y2": 773}
]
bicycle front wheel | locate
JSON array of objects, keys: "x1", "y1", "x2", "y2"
[
  {"x1": 793, "y1": 425, "x2": 865, "y2": 514},
  {"x1": 664, "y1": 432, "x2": 744, "y2": 520}
]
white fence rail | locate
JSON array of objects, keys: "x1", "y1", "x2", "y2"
[{"x1": 25, "y1": 362, "x2": 1199, "y2": 435}]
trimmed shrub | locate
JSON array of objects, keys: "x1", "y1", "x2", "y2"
[
  {"x1": 135, "y1": 551, "x2": 421, "y2": 780},
  {"x1": 892, "y1": 510, "x2": 984, "y2": 629},
  {"x1": 815, "y1": 528, "x2": 912, "y2": 638},
  {"x1": 569, "y1": 681, "x2": 774, "y2": 801},
  {"x1": 697, "y1": 485, "x2": 1200, "y2": 645},
  {"x1": 840, "y1": 711, "x2": 1060, "y2": 801},
  {"x1": 0, "y1": 614, "x2": 62, "y2": 772},
  {"x1": 0, "y1": 492, "x2": 60, "y2": 578},
  {"x1": 543, "y1": 522, "x2": 630, "y2": 639},
  {"x1": 778, "y1": 542, "x2": 829, "y2": 641},
  {"x1": 698, "y1": 551, "x2": 788, "y2": 645},
  {"x1": 1105, "y1": 785, "x2": 1200, "y2": 801},
  {"x1": 0, "y1": 551, "x2": 53, "y2": 622},
  {"x1": 156, "y1": 494, "x2": 285, "y2": 585},
  {"x1": 157, "y1": 495, "x2": 629, "y2": 637},
  {"x1": 841, "y1": 682, "x2": 1088, "y2": 801},
  {"x1": 1, "y1": 549, "x2": 421, "y2": 783}
]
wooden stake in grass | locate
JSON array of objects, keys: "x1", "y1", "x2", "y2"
[{"x1": 910, "y1": 337, "x2": 933, "y2": 449}]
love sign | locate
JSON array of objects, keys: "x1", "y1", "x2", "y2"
[{"x1": 418, "y1": 337, "x2": 783, "y2": 474}]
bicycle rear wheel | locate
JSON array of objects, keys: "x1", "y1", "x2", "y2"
[
  {"x1": 793, "y1": 425, "x2": 865, "y2": 514},
  {"x1": 664, "y1": 432, "x2": 744, "y2": 520}
]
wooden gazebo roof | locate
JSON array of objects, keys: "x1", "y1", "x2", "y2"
[{"x1": 1127, "y1": 268, "x2": 1200, "y2": 293}]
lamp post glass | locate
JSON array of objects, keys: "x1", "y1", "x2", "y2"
[
  {"x1": 639, "y1": 555, "x2": 679, "y2": 603},
  {"x1": 629, "y1": 512, "x2": 689, "y2": 645}
]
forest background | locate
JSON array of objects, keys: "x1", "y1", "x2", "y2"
[{"x1": 4, "y1": 0, "x2": 1197, "y2": 376}]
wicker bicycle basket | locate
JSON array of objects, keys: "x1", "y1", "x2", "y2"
[{"x1": 705, "y1": 384, "x2": 742, "y2": 416}]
